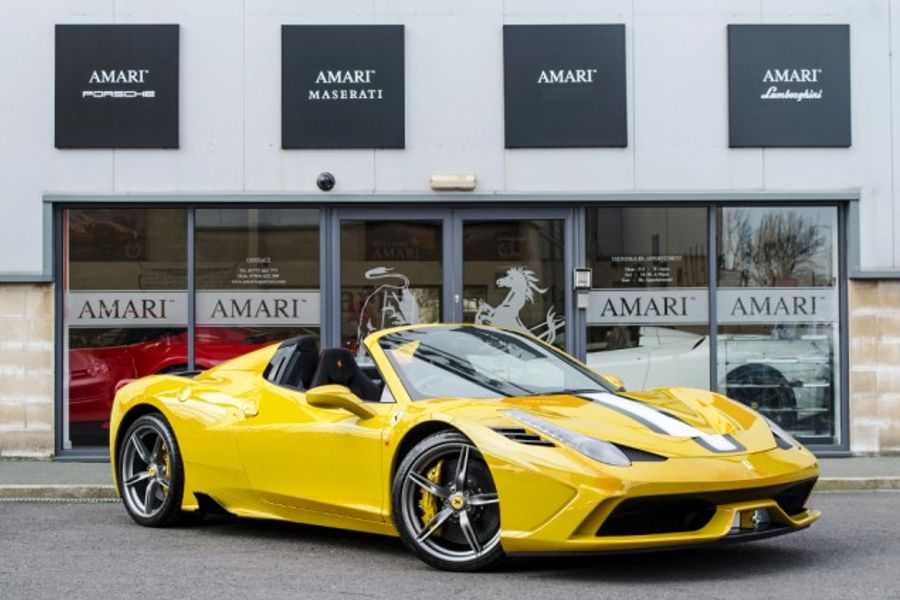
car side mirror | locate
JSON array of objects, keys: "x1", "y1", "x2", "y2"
[
  {"x1": 601, "y1": 374, "x2": 627, "y2": 392},
  {"x1": 306, "y1": 384, "x2": 377, "y2": 419}
]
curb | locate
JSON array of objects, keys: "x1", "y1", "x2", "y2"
[
  {"x1": 0, "y1": 479, "x2": 898, "y2": 500},
  {"x1": 814, "y1": 477, "x2": 900, "y2": 492},
  {"x1": 0, "y1": 485, "x2": 118, "y2": 500}
]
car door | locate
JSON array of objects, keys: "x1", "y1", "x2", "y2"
[{"x1": 233, "y1": 379, "x2": 395, "y2": 523}]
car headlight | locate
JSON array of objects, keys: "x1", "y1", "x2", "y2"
[
  {"x1": 504, "y1": 409, "x2": 631, "y2": 467},
  {"x1": 765, "y1": 416, "x2": 800, "y2": 450}
]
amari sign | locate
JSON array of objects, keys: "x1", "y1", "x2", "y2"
[
  {"x1": 587, "y1": 289, "x2": 709, "y2": 325},
  {"x1": 503, "y1": 24, "x2": 627, "y2": 148},
  {"x1": 55, "y1": 24, "x2": 179, "y2": 148},
  {"x1": 282, "y1": 25, "x2": 405, "y2": 149},
  {"x1": 728, "y1": 24, "x2": 851, "y2": 147},
  {"x1": 66, "y1": 292, "x2": 187, "y2": 326},
  {"x1": 587, "y1": 288, "x2": 836, "y2": 326}
]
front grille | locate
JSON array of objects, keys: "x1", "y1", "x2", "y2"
[
  {"x1": 491, "y1": 427, "x2": 555, "y2": 447},
  {"x1": 597, "y1": 478, "x2": 817, "y2": 536}
]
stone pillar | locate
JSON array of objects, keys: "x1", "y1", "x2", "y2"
[
  {"x1": 848, "y1": 280, "x2": 900, "y2": 454},
  {"x1": 0, "y1": 283, "x2": 54, "y2": 458}
]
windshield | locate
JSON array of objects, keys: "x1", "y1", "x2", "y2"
[{"x1": 378, "y1": 326, "x2": 615, "y2": 401}]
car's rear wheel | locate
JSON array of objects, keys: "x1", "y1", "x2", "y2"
[
  {"x1": 118, "y1": 413, "x2": 185, "y2": 527},
  {"x1": 392, "y1": 431, "x2": 504, "y2": 571}
]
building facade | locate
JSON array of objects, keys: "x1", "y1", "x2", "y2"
[{"x1": 0, "y1": 0, "x2": 898, "y2": 459}]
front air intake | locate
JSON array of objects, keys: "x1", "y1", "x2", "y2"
[{"x1": 597, "y1": 478, "x2": 817, "y2": 536}]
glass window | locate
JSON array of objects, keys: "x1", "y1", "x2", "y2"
[
  {"x1": 194, "y1": 208, "x2": 320, "y2": 367},
  {"x1": 340, "y1": 220, "x2": 443, "y2": 356},
  {"x1": 585, "y1": 207, "x2": 710, "y2": 390},
  {"x1": 64, "y1": 208, "x2": 187, "y2": 448},
  {"x1": 462, "y1": 220, "x2": 566, "y2": 348},
  {"x1": 716, "y1": 206, "x2": 839, "y2": 445}
]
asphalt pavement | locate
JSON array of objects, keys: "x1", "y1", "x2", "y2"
[{"x1": 0, "y1": 491, "x2": 896, "y2": 600}]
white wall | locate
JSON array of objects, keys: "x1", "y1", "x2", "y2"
[{"x1": 0, "y1": 0, "x2": 897, "y2": 274}]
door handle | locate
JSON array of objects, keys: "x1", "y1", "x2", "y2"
[{"x1": 242, "y1": 404, "x2": 259, "y2": 417}]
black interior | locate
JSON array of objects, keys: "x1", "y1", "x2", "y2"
[
  {"x1": 264, "y1": 338, "x2": 386, "y2": 402},
  {"x1": 309, "y1": 348, "x2": 382, "y2": 402}
]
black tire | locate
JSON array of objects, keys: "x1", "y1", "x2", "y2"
[
  {"x1": 117, "y1": 413, "x2": 186, "y2": 527},
  {"x1": 392, "y1": 431, "x2": 505, "y2": 571},
  {"x1": 726, "y1": 364, "x2": 797, "y2": 429}
]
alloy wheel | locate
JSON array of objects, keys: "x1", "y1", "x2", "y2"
[
  {"x1": 121, "y1": 423, "x2": 172, "y2": 519},
  {"x1": 399, "y1": 441, "x2": 501, "y2": 565}
]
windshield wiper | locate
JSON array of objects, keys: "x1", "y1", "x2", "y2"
[{"x1": 523, "y1": 388, "x2": 607, "y2": 397}]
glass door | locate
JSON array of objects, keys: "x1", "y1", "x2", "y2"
[
  {"x1": 333, "y1": 209, "x2": 452, "y2": 357},
  {"x1": 452, "y1": 209, "x2": 574, "y2": 352}
]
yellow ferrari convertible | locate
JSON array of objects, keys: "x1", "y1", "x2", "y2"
[{"x1": 110, "y1": 323, "x2": 820, "y2": 571}]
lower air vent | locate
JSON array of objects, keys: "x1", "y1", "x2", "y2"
[
  {"x1": 492, "y1": 427, "x2": 555, "y2": 447},
  {"x1": 598, "y1": 497, "x2": 716, "y2": 536}
]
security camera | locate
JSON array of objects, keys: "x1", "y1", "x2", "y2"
[{"x1": 317, "y1": 172, "x2": 335, "y2": 192}]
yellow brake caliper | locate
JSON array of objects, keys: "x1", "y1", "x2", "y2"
[
  {"x1": 160, "y1": 443, "x2": 171, "y2": 494},
  {"x1": 418, "y1": 460, "x2": 444, "y2": 529}
]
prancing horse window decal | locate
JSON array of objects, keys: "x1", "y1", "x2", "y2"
[
  {"x1": 474, "y1": 267, "x2": 565, "y2": 345},
  {"x1": 355, "y1": 267, "x2": 422, "y2": 355}
]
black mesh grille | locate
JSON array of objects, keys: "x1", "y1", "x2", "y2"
[
  {"x1": 598, "y1": 497, "x2": 716, "y2": 536},
  {"x1": 597, "y1": 478, "x2": 817, "y2": 536}
]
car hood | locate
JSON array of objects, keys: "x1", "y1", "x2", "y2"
[{"x1": 434, "y1": 387, "x2": 779, "y2": 459}]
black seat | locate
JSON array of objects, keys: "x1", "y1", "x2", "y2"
[
  {"x1": 309, "y1": 348, "x2": 381, "y2": 402},
  {"x1": 281, "y1": 336, "x2": 319, "y2": 390},
  {"x1": 264, "y1": 336, "x2": 319, "y2": 390}
]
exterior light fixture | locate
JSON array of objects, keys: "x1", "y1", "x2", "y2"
[{"x1": 430, "y1": 174, "x2": 476, "y2": 191}]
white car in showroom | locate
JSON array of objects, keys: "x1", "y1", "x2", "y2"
[{"x1": 586, "y1": 326, "x2": 834, "y2": 435}]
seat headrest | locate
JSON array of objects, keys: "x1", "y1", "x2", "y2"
[
  {"x1": 314, "y1": 348, "x2": 358, "y2": 386},
  {"x1": 266, "y1": 335, "x2": 319, "y2": 389}
]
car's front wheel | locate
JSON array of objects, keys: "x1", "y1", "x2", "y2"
[
  {"x1": 392, "y1": 431, "x2": 504, "y2": 571},
  {"x1": 118, "y1": 413, "x2": 185, "y2": 527}
]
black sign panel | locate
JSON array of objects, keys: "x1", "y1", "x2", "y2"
[
  {"x1": 282, "y1": 25, "x2": 405, "y2": 149},
  {"x1": 728, "y1": 25, "x2": 851, "y2": 147},
  {"x1": 503, "y1": 24, "x2": 627, "y2": 148},
  {"x1": 55, "y1": 25, "x2": 179, "y2": 149}
]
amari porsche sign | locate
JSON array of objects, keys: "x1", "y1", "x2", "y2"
[
  {"x1": 503, "y1": 24, "x2": 627, "y2": 148},
  {"x1": 55, "y1": 24, "x2": 180, "y2": 148},
  {"x1": 282, "y1": 25, "x2": 405, "y2": 149},
  {"x1": 728, "y1": 24, "x2": 851, "y2": 147}
]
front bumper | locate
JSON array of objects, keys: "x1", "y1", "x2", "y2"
[{"x1": 488, "y1": 446, "x2": 820, "y2": 554}]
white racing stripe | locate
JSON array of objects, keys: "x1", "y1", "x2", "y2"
[{"x1": 582, "y1": 392, "x2": 740, "y2": 452}]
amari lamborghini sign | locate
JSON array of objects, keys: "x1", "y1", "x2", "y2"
[{"x1": 728, "y1": 24, "x2": 851, "y2": 147}]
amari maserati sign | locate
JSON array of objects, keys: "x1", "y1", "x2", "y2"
[
  {"x1": 282, "y1": 25, "x2": 405, "y2": 149},
  {"x1": 503, "y1": 24, "x2": 627, "y2": 148},
  {"x1": 55, "y1": 24, "x2": 180, "y2": 148},
  {"x1": 728, "y1": 24, "x2": 851, "y2": 147}
]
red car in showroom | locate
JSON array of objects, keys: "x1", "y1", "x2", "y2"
[{"x1": 68, "y1": 327, "x2": 287, "y2": 445}]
